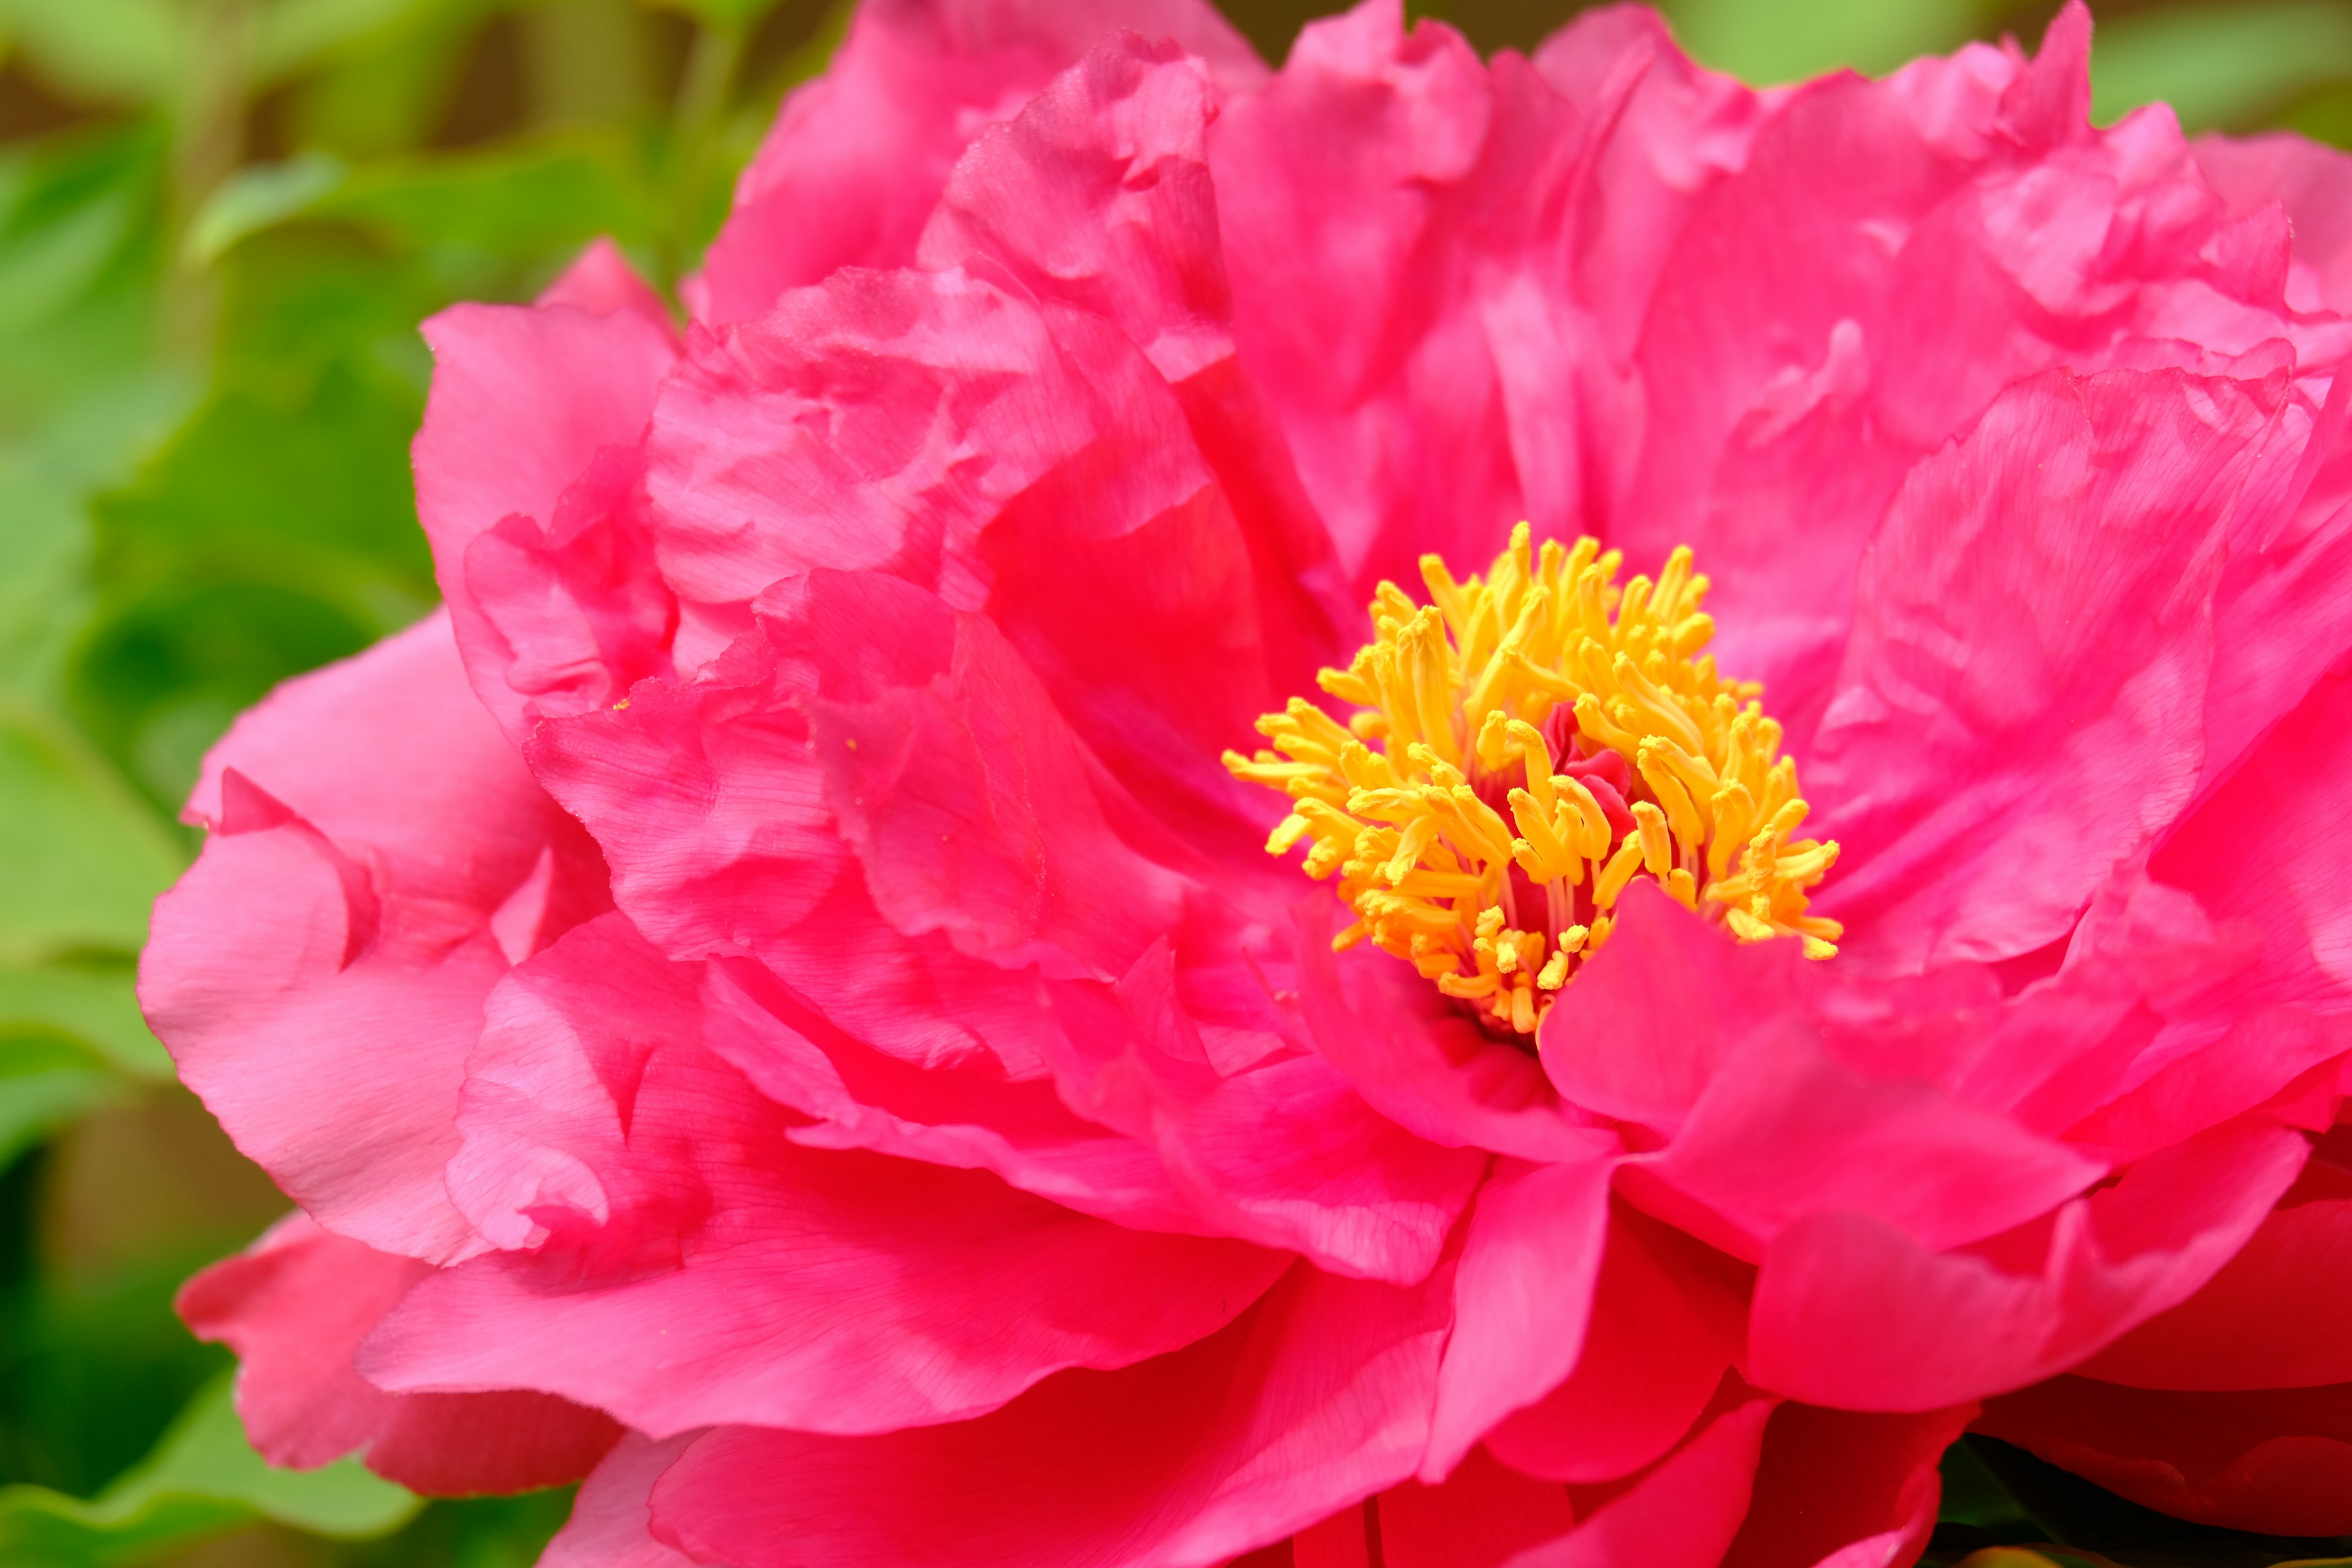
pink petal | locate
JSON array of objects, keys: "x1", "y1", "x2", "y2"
[
  {"x1": 1487, "y1": 1205, "x2": 1751, "y2": 1486},
  {"x1": 1300, "y1": 895, "x2": 1619, "y2": 1164},
  {"x1": 364, "y1": 913, "x2": 1290, "y2": 1437},
  {"x1": 540, "y1": 1433, "x2": 702, "y2": 1568},
  {"x1": 145, "y1": 616, "x2": 599, "y2": 1262},
  {"x1": 703, "y1": 955, "x2": 1207, "y2": 1234},
  {"x1": 1747, "y1": 1118, "x2": 2307, "y2": 1409},
  {"x1": 1648, "y1": 1014, "x2": 2104, "y2": 1256},
  {"x1": 1976, "y1": 1376, "x2": 2352, "y2": 1535},
  {"x1": 1422, "y1": 1156, "x2": 1615, "y2": 1479},
  {"x1": 2152, "y1": 670, "x2": 2352, "y2": 1017},
  {"x1": 1811, "y1": 366, "x2": 2285, "y2": 971},
  {"x1": 645, "y1": 1261, "x2": 1453, "y2": 1568},
  {"x1": 415, "y1": 295, "x2": 679, "y2": 743},
  {"x1": 1043, "y1": 941, "x2": 1487, "y2": 1284},
  {"x1": 178, "y1": 1213, "x2": 619, "y2": 1494},
  {"x1": 695, "y1": 0, "x2": 1262, "y2": 327},
  {"x1": 2193, "y1": 131, "x2": 2352, "y2": 312},
  {"x1": 1537, "y1": 883, "x2": 1801, "y2": 1137}
]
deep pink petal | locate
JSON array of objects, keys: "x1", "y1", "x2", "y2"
[
  {"x1": 2084, "y1": 1177, "x2": 2352, "y2": 1390},
  {"x1": 1747, "y1": 1118, "x2": 2307, "y2": 1409},
  {"x1": 916, "y1": 29, "x2": 1350, "y2": 739},
  {"x1": 703, "y1": 955, "x2": 1206, "y2": 1234},
  {"x1": 178, "y1": 1214, "x2": 620, "y2": 1494},
  {"x1": 363, "y1": 913, "x2": 1290, "y2": 1437},
  {"x1": 1975, "y1": 1377, "x2": 2352, "y2": 1535},
  {"x1": 1716, "y1": 1402, "x2": 1975, "y2": 1568},
  {"x1": 1487, "y1": 1203, "x2": 1751, "y2": 1486},
  {"x1": 646, "y1": 1261, "x2": 1454, "y2": 1568},
  {"x1": 695, "y1": 0, "x2": 1262, "y2": 327},
  {"x1": 1374, "y1": 1446, "x2": 1577, "y2": 1568},
  {"x1": 1422, "y1": 1156, "x2": 1614, "y2": 1479},
  {"x1": 1502, "y1": 1396, "x2": 1777, "y2": 1568}
]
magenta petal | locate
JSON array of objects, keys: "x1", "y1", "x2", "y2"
[
  {"x1": 2194, "y1": 132, "x2": 2352, "y2": 312},
  {"x1": 1371, "y1": 1446, "x2": 1577, "y2": 1568},
  {"x1": 1747, "y1": 1119, "x2": 2308, "y2": 1410},
  {"x1": 1422, "y1": 1156, "x2": 1615, "y2": 1479},
  {"x1": 178, "y1": 1214, "x2": 620, "y2": 1494},
  {"x1": 367, "y1": 913, "x2": 1289, "y2": 1437},
  {"x1": 701, "y1": 956, "x2": 1205, "y2": 1235},
  {"x1": 646, "y1": 1262, "x2": 1453, "y2": 1568}
]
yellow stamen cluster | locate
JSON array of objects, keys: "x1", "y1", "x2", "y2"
[{"x1": 1225, "y1": 525, "x2": 1841, "y2": 1038}]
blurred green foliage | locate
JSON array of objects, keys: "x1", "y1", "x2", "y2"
[{"x1": 0, "y1": 0, "x2": 2344, "y2": 1562}]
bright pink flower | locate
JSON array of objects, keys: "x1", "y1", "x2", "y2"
[{"x1": 145, "y1": 1, "x2": 2352, "y2": 1562}]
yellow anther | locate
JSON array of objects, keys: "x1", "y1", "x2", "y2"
[
  {"x1": 1632, "y1": 802, "x2": 1674, "y2": 878},
  {"x1": 1595, "y1": 836, "x2": 1647, "y2": 910},
  {"x1": 1231, "y1": 530, "x2": 1836, "y2": 1035},
  {"x1": 1505, "y1": 719, "x2": 1556, "y2": 815}
]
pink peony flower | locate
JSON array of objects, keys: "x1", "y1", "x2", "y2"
[{"x1": 147, "y1": 0, "x2": 2352, "y2": 1561}]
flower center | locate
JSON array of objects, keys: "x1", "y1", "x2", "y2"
[{"x1": 1227, "y1": 525, "x2": 1840, "y2": 1038}]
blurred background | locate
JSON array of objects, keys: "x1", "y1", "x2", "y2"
[{"x1": 0, "y1": 0, "x2": 2345, "y2": 1562}]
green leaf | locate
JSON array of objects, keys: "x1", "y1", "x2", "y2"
[
  {"x1": 1659, "y1": 0, "x2": 1988, "y2": 85},
  {"x1": 185, "y1": 154, "x2": 347, "y2": 266},
  {"x1": 0, "y1": 1371, "x2": 418, "y2": 1565},
  {"x1": 312, "y1": 132, "x2": 664, "y2": 256},
  {"x1": 0, "y1": 0, "x2": 182, "y2": 105},
  {"x1": 2089, "y1": 0, "x2": 2352, "y2": 132},
  {"x1": 0, "y1": 963, "x2": 172, "y2": 1078},
  {"x1": 0, "y1": 1034, "x2": 123, "y2": 1171},
  {"x1": 0, "y1": 694, "x2": 184, "y2": 965}
]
